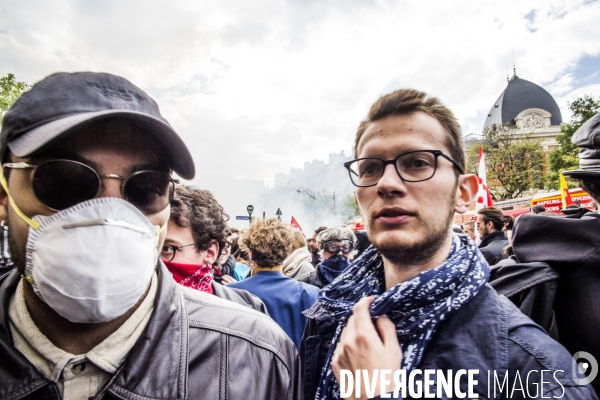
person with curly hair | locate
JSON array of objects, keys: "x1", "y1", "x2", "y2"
[
  {"x1": 161, "y1": 184, "x2": 266, "y2": 311},
  {"x1": 228, "y1": 218, "x2": 320, "y2": 348}
]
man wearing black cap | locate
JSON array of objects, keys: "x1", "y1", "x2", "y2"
[
  {"x1": 0, "y1": 72, "x2": 300, "y2": 399},
  {"x1": 510, "y1": 111, "x2": 600, "y2": 395}
]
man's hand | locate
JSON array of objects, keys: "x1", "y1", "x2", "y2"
[
  {"x1": 221, "y1": 275, "x2": 236, "y2": 284},
  {"x1": 332, "y1": 297, "x2": 402, "y2": 400}
]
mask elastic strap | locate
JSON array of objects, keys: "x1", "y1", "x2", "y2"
[
  {"x1": 0, "y1": 167, "x2": 40, "y2": 230},
  {"x1": 156, "y1": 220, "x2": 167, "y2": 235}
]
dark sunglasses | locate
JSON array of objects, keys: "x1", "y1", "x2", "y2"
[{"x1": 2, "y1": 159, "x2": 175, "y2": 215}]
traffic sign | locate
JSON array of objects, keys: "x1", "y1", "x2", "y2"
[
  {"x1": 236, "y1": 216, "x2": 250, "y2": 220},
  {"x1": 247, "y1": 205, "x2": 254, "y2": 215}
]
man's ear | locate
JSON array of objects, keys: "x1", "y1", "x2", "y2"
[
  {"x1": 204, "y1": 241, "x2": 219, "y2": 265},
  {"x1": 454, "y1": 174, "x2": 478, "y2": 214}
]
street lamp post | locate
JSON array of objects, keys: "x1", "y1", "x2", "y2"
[{"x1": 296, "y1": 187, "x2": 316, "y2": 229}]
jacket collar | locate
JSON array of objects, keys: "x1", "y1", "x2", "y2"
[
  {"x1": 0, "y1": 270, "x2": 57, "y2": 399},
  {"x1": 479, "y1": 230, "x2": 507, "y2": 247},
  {"x1": 0, "y1": 263, "x2": 189, "y2": 400},
  {"x1": 105, "y1": 262, "x2": 188, "y2": 400},
  {"x1": 418, "y1": 285, "x2": 508, "y2": 373}
]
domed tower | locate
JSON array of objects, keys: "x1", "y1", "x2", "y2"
[{"x1": 482, "y1": 73, "x2": 563, "y2": 150}]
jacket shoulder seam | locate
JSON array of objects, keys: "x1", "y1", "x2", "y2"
[
  {"x1": 182, "y1": 293, "x2": 272, "y2": 322},
  {"x1": 506, "y1": 333, "x2": 576, "y2": 393},
  {"x1": 188, "y1": 318, "x2": 294, "y2": 375}
]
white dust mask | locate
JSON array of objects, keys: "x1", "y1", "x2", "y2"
[{"x1": 18, "y1": 197, "x2": 161, "y2": 323}]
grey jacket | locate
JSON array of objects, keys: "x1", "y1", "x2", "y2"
[{"x1": 0, "y1": 264, "x2": 302, "y2": 400}]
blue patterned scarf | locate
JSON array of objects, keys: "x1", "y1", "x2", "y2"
[{"x1": 306, "y1": 234, "x2": 489, "y2": 400}]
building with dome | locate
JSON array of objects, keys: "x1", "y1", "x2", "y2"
[{"x1": 478, "y1": 72, "x2": 563, "y2": 150}]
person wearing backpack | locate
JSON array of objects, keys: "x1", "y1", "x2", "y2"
[{"x1": 510, "y1": 111, "x2": 600, "y2": 396}]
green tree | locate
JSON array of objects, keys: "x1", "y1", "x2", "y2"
[
  {"x1": 467, "y1": 125, "x2": 547, "y2": 200},
  {"x1": 547, "y1": 95, "x2": 600, "y2": 189},
  {"x1": 342, "y1": 193, "x2": 360, "y2": 221},
  {"x1": 0, "y1": 73, "x2": 30, "y2": 127}
]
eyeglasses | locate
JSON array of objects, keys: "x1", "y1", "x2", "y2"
[
  {"x1": 2, "y1": 159, "x2": 175, "y2": 214},
  {"x1": 343, "y1": 150, "x2": 463, "y2": 188},
  {"x1": 323, "y1": 239, "x2": 354, "y2": 254},
  {"x1": 160, "y1": 243, "x2": 195, "y2": 262}
]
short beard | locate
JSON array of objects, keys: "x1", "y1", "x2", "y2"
[
  {"x1": 481, "y1": 226, "x2": 490, "y2": 238},
  {"x1": 375, "y1": 204, "x2": 455, "y2": 269},
  {"x1": 6, "y1": 207, "x2": 27, "y2": 273}
]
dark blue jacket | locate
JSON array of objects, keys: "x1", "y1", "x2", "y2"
[
  {"x1": 301, "y1": 284, "x2": 597, "y2": 399},
  {"x1": 479, "y1": 230, "x2": 510, "y2": 266},
  {"x1": 229, "y1": 271, "x2": 319, "y2": 348}
]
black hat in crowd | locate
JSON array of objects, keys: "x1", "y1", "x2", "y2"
[
  {"x1": 563, "y1": 112, "x2": 600, "y2": 179},
  {"x1": 0, "y1": 71, "x2": 195, "y2": 179}
]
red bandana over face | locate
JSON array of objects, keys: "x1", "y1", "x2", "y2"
[{"x1": 163, "y1": 260, "x2": 214, "y2": 294}]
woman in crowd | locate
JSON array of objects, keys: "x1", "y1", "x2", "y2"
[{"x1": 228, "y1": 219, "x2": 320, "y2": 348}]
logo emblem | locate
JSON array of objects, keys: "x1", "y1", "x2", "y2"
[{"x1": 572, "y1": 351, "x2": 598, "y2": 385}]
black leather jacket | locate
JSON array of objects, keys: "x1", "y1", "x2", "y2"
[
  {"x1": 0, "y1": 265, "x2": 302, "y2": 400},
  {"x1": 513, "y1": 212, "x2": 600, "y2": 396}
]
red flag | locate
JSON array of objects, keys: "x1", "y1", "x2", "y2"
[
  {"x1": 290, "y1": 216, "x2": 302, "y2": 231},
  {"x1": 476, "y1": 147, "x2": 494, "y2": 211}
]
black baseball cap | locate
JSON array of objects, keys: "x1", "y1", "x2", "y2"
[
  {"x1": 563, "y1": 112, "x2": 600, "y2": 179},
  {"x1": 0, "y1": 71, "x2": 195, "y2": 179}
]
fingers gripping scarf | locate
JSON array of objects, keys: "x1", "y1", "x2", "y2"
[{"x1": 308, "y1": 234, "x2": 489, "y2": 400}]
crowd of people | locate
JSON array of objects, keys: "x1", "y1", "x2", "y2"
[{"x1": 0, "y1": 71, "x2": 598, "y2": 399}]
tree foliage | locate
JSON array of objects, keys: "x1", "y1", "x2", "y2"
[
  {"x1": 0, "y1": 73, "x2": 31, "y2": 127},
  {"x1": 467, "y1": 125, "x2": 547, "y2": 200},
  {"x1": 547, "y1": 95, "x2": 600, "y2": 189},
  {"x1": 343, "y1": 193, "x2": 360, "y2": 221}
]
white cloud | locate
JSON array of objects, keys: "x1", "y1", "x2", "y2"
[{"x1": 2, "y1": 0, "x2": 600, "y2": 189}]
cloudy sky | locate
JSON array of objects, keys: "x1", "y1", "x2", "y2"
[{"x1": 2, "y1": 0, "x2": 600, "y2": 190}]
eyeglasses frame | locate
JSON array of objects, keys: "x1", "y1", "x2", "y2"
[
  {"x1": 161, "y1": 243, "x2": 196, "y2": 262},
  {"x1": 343, "y1": 150, "x2": 464, "y2": 188}
]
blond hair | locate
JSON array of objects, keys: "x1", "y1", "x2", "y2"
[
  {"x1": 243, "y1": 218, "x2": 293, "y2": 267},
  {"x1": 290, "y1": 230, "x2": 307, "y2": 251}
]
